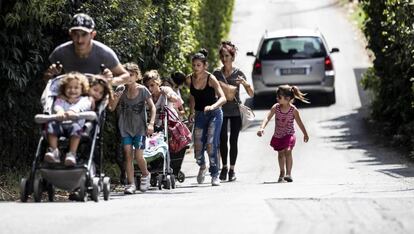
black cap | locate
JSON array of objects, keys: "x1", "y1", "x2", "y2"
[{"x1": 69, "y1": 13, "x2": 95, "y2": 33}]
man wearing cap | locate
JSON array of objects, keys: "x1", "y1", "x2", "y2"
[{"x1": 43, "y1": 13, "x2": 129, "y2": 85}]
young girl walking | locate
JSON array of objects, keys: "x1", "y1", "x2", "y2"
[
  {"x1": 108, "y1": 64, "x2": 156, "y2": 194},
  {"x1": 257, "y1": 85, "x2": 309, "y2": 182}
]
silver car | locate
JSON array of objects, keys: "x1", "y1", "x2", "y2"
[{"x1": 247, "y1": 28, "x2": 339, "y2": 104}]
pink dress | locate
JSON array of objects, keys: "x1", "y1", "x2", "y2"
[{"x1": 270, "y1": 104, "x2": 296, "y2": 151}]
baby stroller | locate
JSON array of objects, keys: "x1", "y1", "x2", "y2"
[
  {"x1": 134, "y1": 103, "x2": 191, "y2": 190},
  {"x1": 19, "y1": 74, "x2": 111, "y2": 202}
]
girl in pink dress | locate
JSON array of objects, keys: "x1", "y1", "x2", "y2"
[{"x1": 257, "y1": 85, "x2": 309, "y2": 182}]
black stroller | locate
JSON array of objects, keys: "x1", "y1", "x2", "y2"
[
  {"x1": 19, "y1": 74, "x2": 110, "y2": 202},
  {"x1": 135, "y1": 103, "x2": 190, "y2": 190}
]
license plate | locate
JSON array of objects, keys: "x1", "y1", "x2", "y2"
[{"x1": 280, "y1": 68, "x2": 306, "y2": 75}]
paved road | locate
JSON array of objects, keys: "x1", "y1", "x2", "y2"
[{"x1": 1, "y1": 1, "x2": 414, "y2": 234}]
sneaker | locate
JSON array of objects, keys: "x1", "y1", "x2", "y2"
[
  {"x1": 124, "y1": 184, "x2": 136, "y2": 194},
  {"x1": 219, "y1": 166, "x2": 228, "y2": 181},
  {"x1": 228, "y1": 169, "x2": 237, "y2": 182},
  {"x1": 211, "y1": 176, "x2": 220, "y2": 186},
  {"x1": 284, "y1": 175, "x2": 293, "y2": 182},
  {"x1": 140, "y1": 174, "x2": 151, "y2": 192},
  {"x1": 197, "y1": 167, "x2": 207, "y2": 184},
  {"x1": 277, "y1": 177, "x2": 285, "y2": 183},
  {"x1": 64, "y1": 152, "x2": 77, "y2": 166},
  {"x1": 44, "y1": 147, "x2": 60, "y2": 163}
]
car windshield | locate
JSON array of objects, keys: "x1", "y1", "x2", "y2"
[{"x1": 259, "y1": 36, "x2": 327, "y2": 60}]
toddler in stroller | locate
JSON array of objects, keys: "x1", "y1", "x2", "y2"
[
  {"x1": 20, "y1": 72, "x2": 111, "y2": 202},
  {"x1": 138, "y1": 105, "x2": 191, "y2": 190}
]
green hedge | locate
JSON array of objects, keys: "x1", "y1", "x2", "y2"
[
  {"x1": 360, "y1": 0, "x2": 414, "y2": 158},
  {"x1": 0, "y1": 0, "x2": 234, "y2": 187},
  {"x1": 0, "y1": 0, "x2": 70, "y2": 173}
]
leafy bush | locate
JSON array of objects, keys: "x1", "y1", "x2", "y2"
[
  {"x1": 361, "y1": 0, "x2": 414, "y2": 157},
  {"x1": 0, "y1": 0, "x2": 71, "y2": 171}
]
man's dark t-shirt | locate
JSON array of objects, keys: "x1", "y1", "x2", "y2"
[{"x1": 49, "y1": 40, "x2": 120, "y2": 74}]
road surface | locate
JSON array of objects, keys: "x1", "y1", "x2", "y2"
[{"x1": 1, "y1": 1, "x2": 414, "y2": 234}]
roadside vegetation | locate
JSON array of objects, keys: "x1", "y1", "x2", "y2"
[
  {"x1": 339, "y1": 0, "x2": 366, "y2": 29},
  {"x1": 359, "y1": 0, "x2": 414, "y2": 159},
  {"x1": 0, "y1": 0, "x2": 234, "y2": 201},
  {"x1": 338, "y1": 1, "x2": 413, "y2": 159}
]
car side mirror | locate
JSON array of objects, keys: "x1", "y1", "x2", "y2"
[
  {"x1": 246, "y1": 51, "x2": 255, "y2": 57},
  {"x1": 330, "y1": 47, "x2": 340, "y2": 53}
]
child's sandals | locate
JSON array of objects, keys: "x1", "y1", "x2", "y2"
[{"x1": 284, "y1": 175, "x2": 293, "y2": 182}]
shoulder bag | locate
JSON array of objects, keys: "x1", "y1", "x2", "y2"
[
  {"x1": 236, "y1": 96, "x2": 255, "y2": 131},
  {"x1": 239, "y1": 103, "x2": 255, "y2": 131}
]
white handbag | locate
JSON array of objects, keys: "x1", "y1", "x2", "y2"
[{"x1": 238, "y1": 101, "x2": 255, "y2": 131}]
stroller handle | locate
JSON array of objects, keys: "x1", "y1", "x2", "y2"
[{"x1": 34, "y1": 111, "x2": 97, "y2": 124}]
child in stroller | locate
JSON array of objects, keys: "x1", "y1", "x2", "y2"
[
  {"x1": 43, "y1": 72, "x2": 91, "y2": 166},
  {"x1": 20, "y1": 72, "x2": 111, "y2": 202},
  {"x1": 138, "y1": 104, "x2": 191, "y2": 190},
  {"x1": 141, "y1": 70, "x2": 191, "y2": 189}
]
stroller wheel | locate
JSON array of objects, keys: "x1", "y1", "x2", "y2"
[
  {"x1": 33, "y1": 175, "x2": 43, "y2": 202},
  {"x1": 150, "y1": 175, "x2": 158, "y2": 187},
  {"x1": 103, "y1": 177, "x2": 110, "y2": 201},
  {"x1": 78, "y1": 175, "x2": 87, "y2": 202},
  {"x1": 165, "y1": 175, "x2": 171, "y2": 189},
  {"x1": 170, "y1": 175, "x2": 176, "y2": 189},
  {"x1": 157, "y1": 174, "x2": 163, "y2": 190},
  {"x1": 47, "y1": 183, "x2": 55, "y2": 202},
  {"x1": 91, "y1": 177, "x2": 100, "y2": 202},
  {"x1": 19, "y1": 178, "x2": 29, "y2": 202},
  {"x1": 177, "y1": 171, "x2": 185, "y2": 183}
]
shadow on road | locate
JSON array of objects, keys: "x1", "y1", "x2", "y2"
[
  {"x1": 318, "y1": 68, "x2": 413, "y2": 178},
  {"x1": 263, "y1": 181, "x2": 279, "y2": 184},
  {"x1": 320, "y1": 108, "x2": 414, "y2": 178}
]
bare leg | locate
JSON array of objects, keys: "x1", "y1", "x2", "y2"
[
  {"x1": 278, "y1": 150, "x2": 286, "y2": 178},
  {"x1": 68, "y1": 136, "x2": 80, "y2": 153},
  {"x1": 123, "y1": 145, "x2": 134, "y2": 184},
  {"x1": 134, "y1": 149, "x2": 149, "y2": 176},
  {"x1": 286, "y1": 150, "x2": 293, "y2": 176},
  {"x1": 47, "y1": 134, "x2": 58, "y2": 149}
]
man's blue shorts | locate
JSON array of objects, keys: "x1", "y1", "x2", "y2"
[{"x1": 122, "y1": 135, "x2": 146, "y2": 149}]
